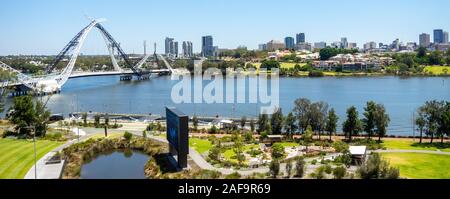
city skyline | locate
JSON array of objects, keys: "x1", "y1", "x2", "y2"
[{"x1": 1, "y1": 0, "x2": 450, "y2": 55}]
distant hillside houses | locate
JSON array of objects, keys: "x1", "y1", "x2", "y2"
[
  {"x1": 267, "y1": 50, "x2": 319, "y2": 60},
  {"x1": 313, "y1": 53, "x2": 394, "y2": 71}
]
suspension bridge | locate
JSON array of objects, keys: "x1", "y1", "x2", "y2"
[{"x1": 0, "y1": 18, "x2": 174, "y2": 95}]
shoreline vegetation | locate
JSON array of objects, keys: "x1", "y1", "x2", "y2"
[{"x1": 60, "y1": 133, "x2": 251, "y2": 179}]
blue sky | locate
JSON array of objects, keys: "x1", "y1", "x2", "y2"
[{"x1": 1, "y1": 0, "x2": 449, "y2": 55}]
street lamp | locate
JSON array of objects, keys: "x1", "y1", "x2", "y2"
[{"x1": 20, "y1": 126, "x2": 37, "y2": 179}]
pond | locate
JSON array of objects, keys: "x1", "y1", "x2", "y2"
[{"x1": 80, "y1": 150, "x2": 149, "y2": 179}]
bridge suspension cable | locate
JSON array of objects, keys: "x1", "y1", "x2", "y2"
[{"x1": 2, "y1": 18, "x2": 171, "y2": 94}]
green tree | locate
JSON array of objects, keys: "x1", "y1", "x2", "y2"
[
  {"x1": 310, "y1": 102, "x2": 328, "y2": 140},
  {"x1": 415, "y1": 107, "x2": 426, "y2": 144},
  {"x1": 249, "y1": 119, "x2": 255, "y2": 132},
  {"x1": 269, "y1": 159, "x2": 280, "y2": 178},
  {"x1": 374, "y1": 104, "x2": 390, "y2": 142},
  {"x1": 81, "y1": 112, "x2": 87, "y2": 126},
  {"x1": 94, "y1": 114, "x2": 100, "y2": 128},
  {"x1": 293, "y1": 98, "x2": 312, "y2": 133},
  {"x1": 294, "y1": 157, "x2": 306, "y2": 178},
  {"x1": 437, "y1": 102, "x2": 450, "y2": 143},
  {"x1": 343, "y1": 106, "x2": 362, "y2": 141},
  {"x1": 240, "y1": 116, "x2": 247, "y2": 129},
  {"x1": 362, "y1": 101, "x2": 377, "y2": 139},
  {"x1": 417, "y1": 46, "x2": 427, "y2": 58},
  {"x1": 257, "y1": 113, "x2": 269, "y2": 133},
  {"x1": 260, "y1": 60, "x2": 280, "y2": 71},
  {"x1": 208, "y1": 144, "x2": 221, "y2": 162},
  {"x1": 428, "y1": 51, "x2": 443, "y2": 65},
  {"x1": 302, "y1": 125, "x2": 313, "y2": 152},
  {"x1": 270, "y1": 108, "x2": 284, "y2": 135},
  {"x1": 285, "y1": 160, "x2": 293, "y2": 178},
  {"x1": 283, "y1": 112, "x2": 297, "y2": 139},
  {"x1": 34, "y1": 100, "x2": 50, "y2": 137},
  {"x1": 192, "y1": 115, "x2": 199, "y2": 131},
  {"x1": 104, "y1": 114, "x2": 109, "y2": 126},
  {"x1": 9, "y1": 96, "x2": 36, "y2": 136},
  {"x1": 271, "y1": 143, "x2": 286, "y2": 160},
  {"x1": 325, "y1": 108, "x2": 338, "y2": 141},
  {"x1": 233, "y1": 133, "x2": 245, "y2": 167}
]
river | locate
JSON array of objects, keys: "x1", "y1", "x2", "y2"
[{"x1": 4, "y1": 75, "x2": 450, "y2": 136}]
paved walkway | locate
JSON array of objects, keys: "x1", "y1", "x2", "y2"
[{"x1": 24, "y1": 136, "x2": 90, "y2": 179}]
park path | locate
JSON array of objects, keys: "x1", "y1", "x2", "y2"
[{"x1": 24, "y1": 134, "x2": 91, "y2": 179}]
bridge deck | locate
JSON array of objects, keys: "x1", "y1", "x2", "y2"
[{"x1": 3, "y1": 69, "x2": 171, "y2": 87}]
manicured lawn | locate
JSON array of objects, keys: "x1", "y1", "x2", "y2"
[
  {"x1": 189, "y1": 138, "x2": 212, "y2": 154},
  {"x1": 89, "y1": 132, "x2": 124, "y2": 139},
  {"x1": 423, "y1": 66, "x2": 450, "y2": 75},
  {"x1": 277, "y1": 142, "x2": 299, "y2": 148},
  {"x1": 382, "y1": 153, "x2": 450, "y2": 179},
  {"x1": 0, "y1": 138, "x2": 63, "y2": 179},
  {"x1": 222, "y1": 144, "x2": 260, "y2": 164},
  {"x1": 382, "y1": 139, "x2": 450, "y2": 152}
]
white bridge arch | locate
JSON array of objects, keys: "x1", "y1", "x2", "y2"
[{"x1": 0, "y1": 18, "x2": 173, "y2": 94}]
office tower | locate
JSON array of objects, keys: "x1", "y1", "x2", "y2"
[
  {"x1": 314, "y1": 42, "x2": 326, "y2": 49},
  {"x1": 284, "y1": 37, "x2": 295, "y2": 49},
  {"x1": 174, "y1": 41, "x2": 178, "y2": 57},
  {"x1": 364, "y1": 42, "x2": 377, "y2": 50},
  {"x1": 419, "y1": 33, "x2": 431, "y2": 47},
  {"x1": 143, "y1": 40, "x2": 147, "y2": 55},
  {"x1": 266, "y1": 40, "x2": 285, "y2": 51},
  {"x1": 434, "y1": 29, "x2": 444, "y2": 44},
  {"x1": 201, "y1": 36, "x2": 214, "y2": 57},
  {"x1": 165, "y1": 37, "x2": 174, "y2": 55},
  {"x1": 341, "y1": 37, "x2": 348, "y2": 49},
  {"x1": 258, "y1": 44, "x2": 267, "y2": 51},
  {"x1": 444, "y1": 31, "x2": 449, "y2": 43},
  {"x1": 182, "y1": 41, "x2": 193, "y2": 57},
  {"x1": 296, "y1": 33, "x2": 305, "y2": 44}
]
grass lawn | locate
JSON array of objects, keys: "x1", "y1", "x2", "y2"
[
  {"x1": 382, "y1": 153, "x2": 450, "y2": 179},
  {"x1": 0, "y1": 138, "x2": 63, "y2": 179},
  {"x1": 423, "y1": 66, "x2": 450, "y2": 75},
  {"x1": 189, "y1": 138, "x2": 212, "y2": 154},
  {"x1": 277, "y1": 142, "x2": 299, "y2": 148},
  {"x1": 89, "y1": 132, "x2": 124, "y2": 139},
  {"x1": 382, "y1": 139, "x2": 450, "y2": 152},
  {"x1": 222, "y1": 144, "x2": 260, "y2": 164}
]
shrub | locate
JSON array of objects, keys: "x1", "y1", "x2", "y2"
[
  {"x1": 295, "y1": 157, "x2": 306, "y2": 178},
  {"x1": 357, "y1": 153, "x2": 400, "y2": 179},
  {"x1": 123, "y1": 131, "x2": 133, "y2": 141},
  {"x1": 243, "y1": 131, "x2": 254, "y2": 143},
  {"x1": 269, "y1": 159, "x2": 280, "y2": 178},
  {"x1": 324, "y1": 164, "x2": 333, "y2": 174},
  {"x1": 311, "y1": 159, "x2": 317, "y2": 165},
  {"x1": 333, "y1": 166, "x2": 347, "y2": 179},
  {"x1": 271, "y1": 143, "x2": 286, "y2": 160},
  {"x1": 310, "y1": 166, "x2": 326, "y2": 179},
  {"x1": 308, "y1": 71, "x2": 324, "y2": 77},
  {"x1": 142, "y1": 130, "x2": 147, "y2": 138},
  {"x1": 285, "y1": 160, "x2": 293, "y2": 178},
  {"x1": 208, "y1": 145, "x2": 221, "y2": 162},
  {"x1": 225, "y1": 172, "x2": 241, "y2": 179},
  {"x1": 332, "y1": 140, "x2": 349, "y2": 153},
  {"x1": 209, "y1": 125, "x2": 218, "y2": 134}
]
